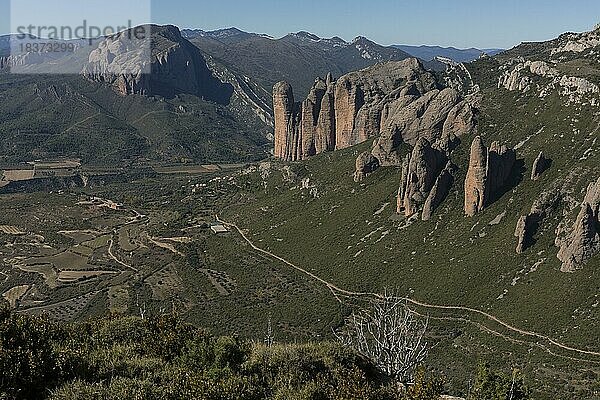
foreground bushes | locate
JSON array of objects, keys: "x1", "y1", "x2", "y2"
[{"x1": 0, "y1": 308, "x2": 527, "y2": 399}]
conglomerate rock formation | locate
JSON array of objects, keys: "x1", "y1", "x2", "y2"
[
  {"x1": 273, "y1": 58, "x2": 479, "y2": 220},
  {"x1": 395, "y1": 138, "x2": 448, "y2": 218},
  {"x1": 273, "y1": 59, "x2": 477, "y2": 162},
  {"x1": 464, "y1": 136, "x2": 516, "y2": 216},
  {"x1": 556, "y1": 177, "x2": 600, "y2": 272}
]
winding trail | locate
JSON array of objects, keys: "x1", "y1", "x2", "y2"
[
  {"x1": 217, "y1": 216, "x2": 600, "y2": 361},
  {"x1": 108, "y1": 238, "x2": 139, "y2": 272}
]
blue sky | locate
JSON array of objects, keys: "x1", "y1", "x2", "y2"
[{"x1": 2, "y1": 0, "x2": 600, "y2": 49}]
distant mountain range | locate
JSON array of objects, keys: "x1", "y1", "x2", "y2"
[
  {"x1": 182, "y1": 28, "x2": 444, "y2": 99},
  {"x1": 0, "y1": 25, "x2": 503, "y2": 165},
  {"x1": 393, "y1": 45, "x2": 504, "y2": 62}
]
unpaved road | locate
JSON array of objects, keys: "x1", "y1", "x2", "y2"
[{"x1": 217, "y1": 216, "x2": 600, "y2": 361}]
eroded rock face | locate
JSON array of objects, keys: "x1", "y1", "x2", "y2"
[
  {"x1": 301, "y1": 78, "x2": 328, "y2": 158},
  {"x1": 441, "y1": 101, "x2": 476, "y2": 150},
  {"x1": 354, "y1": 152, "x2": 380, "y2": 182},
  {"x1": 396, "y1": 138, "x2": 447, "y2": 217},
  {"x1": 374, "y1": 88, "x2": 475, "y2": 166},
  {"x1": 274, "y1": 58, "x2": 443, "y2": 162},
  {"x1": 514, "y1": 216, "x2": 530, "y2": 254},
  {"x1": 422, "y1": 162, "x2": 455, "y2": 221},
  {"x1": 334, "y1": 77, "x2": 365, "y2": 149},
  {"x1": 531, "y1": 151, "x2": 550, "y2": 181},
  {"x1": 487, "y1": 142, "x2": 517, "y2": 196},
  {"x1": 315, "y1": 84, "x2": 336, "y2": 154},
  {"x1": 273, "y1": 82, "x2": 301, "y2": 161},
  {"x1": 556, "y1": 177, "x2": 600, "y2": 272},
  {"x1": 83, "y1": 25, "x2": 232, "y2": 102},
  {"x1": 515, "y1": 189, "x2": 561, "y2": 253},
  {"x1": 464, "y1": 136, "x2": 516, "y2": 216},
  {"x1": 464, "y1": 136, "x2": 489, "y2": 217}
]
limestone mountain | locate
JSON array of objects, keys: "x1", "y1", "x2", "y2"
[
  {"x1": 0, "y1": 25, "x2": 271, "y2": 164},
  {"x1": 82, "y1": 25, "x2": 233, "y2": 103}
]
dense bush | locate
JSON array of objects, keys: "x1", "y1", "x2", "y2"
[
  {"x1": 0, "y1": 307, "x2": 528, "y2": 399},
  {"x1": 0, "y1": 309, "x2": 69, "y2": 398},
  {"x1": 468, "y1": 363, "x2": 530, "y2": 400}
]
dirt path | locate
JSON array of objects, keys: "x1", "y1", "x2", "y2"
[
  {"x1": 61, "y1": 112, "x2": 101, "y2": 135},
  {"x1": 130, "y1": 110, "x2": 179, "y2": 125},
  {"x1": 217, "y1": 216, "x2": 600, "y2": 360},
  {"x1": 108, "y1": 238, "x2": 139, "y2": 272}
]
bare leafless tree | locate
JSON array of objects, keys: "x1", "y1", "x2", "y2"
[
  {"x1": 264, "y1": 313, "x2": 275, "y2": 348},
  {"x1": 136, "y1": 294, "x2": 147, "y2": 320},
  {"x1": 335, "y1": 290, "x2": 429, "y2": 384}
]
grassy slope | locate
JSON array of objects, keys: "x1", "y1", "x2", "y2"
[
  {"x1": 0, "y1": 74, "x2": 268, "y2": 165},
  {"x1": 223, "y1": 55, "x2": 599, "y2": 398}
]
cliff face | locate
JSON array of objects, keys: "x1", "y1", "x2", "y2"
[
  {"x1": 464, "y1": 137, "x2": 516, "y2": 217},
  {"x1": 396, "y1": 138, "x2": 448, "y2": 217},
  {"x1": 273, "y1": 59, "x2": 445, "y2": 162},
  {"x1": 273, "y1": 82, "x2": 302, "y2": 161},
  {"x1": 83, "y1": 25, "x2": 233, "y2": 103},
  {"x1": 556, "y1": 177, "x2": 600, "y2": 272}
]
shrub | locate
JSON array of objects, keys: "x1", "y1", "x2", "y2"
[
  {"x1": 0, "y1": 313, "x2": 63, "y2": 398},
  {"x1": 468, "y1": 363, "x2": 530, "y2": 400}
]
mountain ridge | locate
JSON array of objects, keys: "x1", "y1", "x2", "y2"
[{"x1": 394, "y1": 44, "x2": 505, "y2": 62}]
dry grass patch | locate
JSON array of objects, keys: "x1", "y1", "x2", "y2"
[
  {"x1": 0, "y1": 225, "x2": 25, "y2": 235},
  {"x1": 57, "y1": 270, "x2": 118, "y2": 283},
  {"x1": 2, "y1": 285, "x2": 30, "y2": 308}
]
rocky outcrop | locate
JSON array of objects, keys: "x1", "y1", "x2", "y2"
[
  {"x1": 83, "y1": 25, "x2": 233, "y2": 102},
  {"x1": 354, "y1": 152, "x2": 380, "y2": 182},
  {"x1": 274, "y1": 59, "x2": 447, "y2": 162},
  {"x1": 301, "y1": 78, "x2": 328, "y2": 158},
  {"x1": 273, "y1": 82, "x2": 301, "y2": 160},
  {"x1": 396, "y1": 138, "x2": 447, "y2": 217},
  {"x1": 373, "y1": 87, "x2": 475, "y2": 166},
  {"x1": 514, "y1": 216, "x2": 530, "y2": 254},
  {"x1": 559, "y1": 76, "x2": 599, "y2": 96},
  {"x1": 515, "y1": 189, "x2": 561, "y2": 253},
  {"x1": 551, "y1": 30, "x2": 600, "y2": 55},
  {"x1": 527, "y1": 61, "x2": 559, "y2": 77},
  {"x1": 315, "y1": 75, "x2": 337, "y2": 153},
  {"x1": 498, "y1": 58, "x2": 599, "y2": 103},
  {"x1": 498, "y1": 60, "x2": 559, "y2": 92},
  {"x1": 498, "y1": 63, "x2": 531, "y2": 92},
  {"x1": 531, "y1": 151, "x2": 550, "y2": 180},
  {"x1": 464, "y1": 137, "x2": 488, "y2": 216},
  {"x1": 441, "y1": 101, "x2": 476, "y2": 151},
  {"x1": 556, "y1": 177, "x2": 600, "y2": 272},
  {"x1": 422, "y1": 162, "x2": 455, "y2": 221},
  {"x1": 464, "y1": 137, "x2": 516, "y2": 216},
  {"x1": 487, "y1": 142, "x2": 517, "y2": 195},
  {"x1": 334, "y1": 76, "x2": 365, "y2": 149}
]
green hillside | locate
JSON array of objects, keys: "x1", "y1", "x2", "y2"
[
  {"x1": 220, "y1": 37, "x2": 600, "y2": 399},
  {"x1": 0, "y1": 73, "x2": 269, "y2": 165}
]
